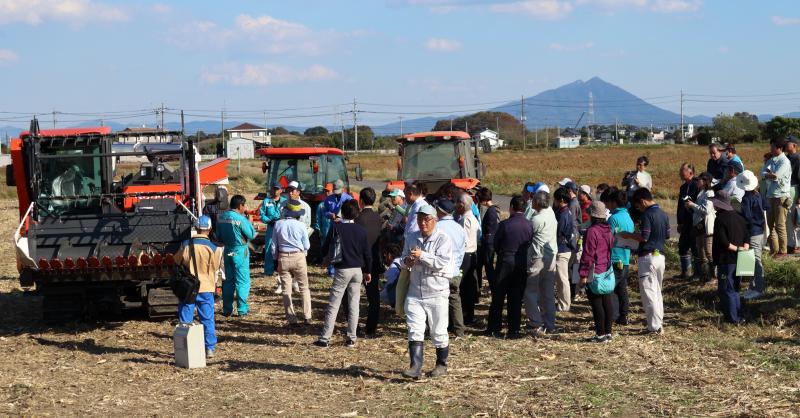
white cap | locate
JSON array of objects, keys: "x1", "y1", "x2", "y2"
[
  {"x1": 288, "y1": 181, "x2": 300, "y2": 189},
  {"x1": 580, "y1": 185, "x2": 591, "y2": 196},
  {"x1": 537, "y1": 184, "x2": 550, "y2": 194},
  {"x1": 558, "y1": 177, "x2": 573, "y2": 186}
]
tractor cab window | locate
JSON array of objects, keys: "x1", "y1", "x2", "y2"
[
  {"x1": 38, "y1": 146, "x2": 103, "y2": 215},
  {"x1": 326, "y1": 155, "x2": 347, "y2": 188},
  {"x1": 268, "y1": 158, "x2": 321, "y2": 193},
  {"x1": 401, "y1": 141, "x2": 459, "y2": 180}
]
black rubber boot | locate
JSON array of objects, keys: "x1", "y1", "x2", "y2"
[
  {"x1": 429, "y1": 346, "x2": 449, "y2": 377},
  {"x1": 691, "y1": 259, "x2": 703, "y2": 280},
  {"x1": 402, "y1": 341, "x2": 424, "y2": 379},
  {"x1": 706, "y1": 263, "x2": 716, "y2": 283}
]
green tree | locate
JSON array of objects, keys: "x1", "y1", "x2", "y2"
[
  {"x1": 712, "y1": 113, "x2": 761, "y2": 143},
  {"x1": 763, "y1": 116, "x2": 800, "y2": 142},
  {"x1": 694, "y1": 126, "x2": 714, "y2": 145},
  {"x1": 634, "y1": 130, "x2": 648, "y2": 142},
  {"x1": 304, "y1": 126, "x2": 329, "y2": 137},
  {"x1": 432, "y1": 111, "x2": 524, "y2": 145},
  {"x1": 272, "y1": 126, "x2": 289, "y2": 135}
]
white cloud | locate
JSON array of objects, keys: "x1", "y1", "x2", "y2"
[
  {"x1": 171, "y1": 14, "x2": 347, "y2": 56},
  {"x1": 0, "y1": 0, "x2": 127, "y2": 25},
  {"x1": 425, "y1": 37, "x2": 462, "y2": 52},
  {"x1": 650, "y1": 0, "x2": 701, "y2": 13},
  {"x1": 151, "y1": 3, "x2": 171, "y2": 14},
  {"x1": 201, "y1": 63, "x2": 339, "y2": 87},
  {"x1": 490, "y1": 0, "x2": 575, "y2": 20},
  {"x1": 550, "y1": 41, "x2": 595, "y2": 51},
  {"x1": 772, "y1": 16, "x2": 800, "y2": 26},
  {"x1": 0, "y1": 48, "x2": 18, "y2": 65}
]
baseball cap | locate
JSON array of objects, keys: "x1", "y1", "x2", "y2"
[
  {"x1": 324, "y1": 183, "x2": 333, "y2": 192},
  {"x1": 287, "y1": 181, "x2": 300, "y2": 190},
  {"x1": 580, "y1": 184, "x2": 592, "y2": 196},
  {"x1": 389, "y1": 188, "x2": 405, "y2": 198},
  {"x1": 537, "y1": 184, "x2": 551, "y2": 194},
  {"x1": 271, "y1": 181, "x2": 282, "y2": 189},
  {"x1": 786, "y1": 135, "x2": 799, "y2": 144},
  {"x1": 433, "y1": 198, "x2": 455, "y2": 215},
  {"x1": 417, "y1": 204, "x2": 437, "y2": 217},
  {"x1": 196, "y1": 215, "x2": 212, "y2": 230},
  {"x1": 565, "y1": 181, "x2": 578, "y2": 192},
  {"x1": 557, "y1": 177, "x2": 573, "y2": 186}
]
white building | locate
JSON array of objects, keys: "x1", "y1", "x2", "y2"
[
  {"x1": 474, "y1": 129, "x2": 504, "y2": 151},
  {"x1": 649, "y1": 130, "x2": 666, "y2": 142},
  {"x1": 557, "y1": 128, "x2": 581, "y2": 149},
  {"x1": 227, "y1": 123, "x2": 271, "y2": 147},
  {"x1": 227, "y1": 137, "x2": 255, "y2": 160}
]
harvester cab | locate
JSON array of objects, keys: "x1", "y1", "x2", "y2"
[
  {"x1": 9, "y1": 118, "x2": 229, "y2": 321},
  {"x1": 389, "y1": 130, "x2": 483, "y2": 194}
]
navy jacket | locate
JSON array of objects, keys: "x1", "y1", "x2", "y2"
[
  {"x1": 556, "y1": 206, "x2": 577, "y2": 254},
  {"x1": 494, "y1": 212, "x2": 533, "y2": 265},
  {"x1": 323, "y1": 222, "x2": 372, "y2": 273}
]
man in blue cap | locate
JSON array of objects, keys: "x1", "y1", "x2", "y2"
[
  {"x1": 260, "y1": 182, "x2": 286, "y2": 293},
  {"x1": 217, "y1": 194, "x2": 257, "y2": 317},
  {"x1": 174, "y1": 215, "x2": 223, "y2": 358}
]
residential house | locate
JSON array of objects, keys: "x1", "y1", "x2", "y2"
[
  {"x1": 227, "y1": 123, "x2": 271, "y2": 148},
  {"x1": 474, "y1": 129, "x2": 504, "y2": 151},
  {"x1": 556, "y1": 128, "x2": 581, "y2": 149},
  {"x1": 117, "y1": 127, "x2": 174, "y2": 144}
]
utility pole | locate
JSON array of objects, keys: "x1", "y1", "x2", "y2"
[
  {"x1": 679, "y1": 89, "x2": 684, "y2": 143},
  {"x1": 160, "y1": 102, "x2": 165, "y2": 131},
  {"x1": 220, "y1": 110, "x2": 224, "y2": 157},
  {"x1": 353, "y1": 98, "x2": 358, "y2": 154},
  {"x1": 450, "y1": 119, "x2": 453, "y2": 131},
  {"x1": 535, "y1": 126, "x2": 538, "y2": 147},
  {"x1": 521, "y1": 95, "x2": 526, "y2": 150},
  {"x1": 52, "y1": 110, "x2": 56, "y2": 128},
  {"x1": 264, "y1": 111, "x2": 268, "y2": 131},
  {"x1": 399, "y1": 116, "x2": 403, "y2": 136},
  {"x1": 340, "y1": 111, "x2": 346, "y2": 151},
  {"x1": 615, "y1": 118, "x2": 619, "y2": 145}
]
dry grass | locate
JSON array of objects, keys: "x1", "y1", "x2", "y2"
[{"x1": 350, "y1": 143, "x2": 769, "y2": 198}]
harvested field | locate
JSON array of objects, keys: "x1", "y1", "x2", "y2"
[
  {"x1": 2, "y1": 195, "x2": 800, "y2": 415},
  {"x1": 2, "y1": 143, "x2": 800, "y2": 416}
]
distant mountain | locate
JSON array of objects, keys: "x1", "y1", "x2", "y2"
[
  {"x1": 493, "y1": 77, "x2": 711, "y2": 128},
  {"x1": 757, "y1": 112, "x2": 800, "y2": 121},
  {"x1": 372, "y1": 77, "x2": 714, "y2": 135}
]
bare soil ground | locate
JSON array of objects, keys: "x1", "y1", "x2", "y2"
[{"x1": 2, "y1": 139, "x2": 800, "y2": 416}]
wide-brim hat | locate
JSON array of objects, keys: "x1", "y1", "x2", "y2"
[
  {"x1": 588, "y1": 201, "x2": 607, "y2": 219},
  {"x1": 736, "y1": 170, "x2": 758, "y2": 192},
  {"x1": 283, "y1": 199, "x2": 306, "y2": 218},
  {"x1": 711, "y1": 190, "x2": 733, "y2": 211}
]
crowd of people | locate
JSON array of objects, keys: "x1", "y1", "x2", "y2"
[{"x1": 174, "y1": 135, "x2": 800, "y2": 377}]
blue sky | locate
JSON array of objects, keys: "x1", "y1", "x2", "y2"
[{"x1": 1, "y1": 0, "x2": 799, "y2": 129}]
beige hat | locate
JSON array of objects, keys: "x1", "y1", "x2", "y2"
[
  {"x1": 588, "y1": 201, "x2": 607, "y2": 219},
  {"x1": 736, "y1": 170, "x2": 758, "y2": 192}
]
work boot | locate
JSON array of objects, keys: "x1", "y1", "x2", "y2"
[
  {"x1": 402, "y1": 341, "x2": 424, "y2": 379},
  {"x1": 691, "y1": 259, "x2": 703, "y2": 280},
  {"x1": 429, "y1": 346, "x2": 449, "y2": 377}
]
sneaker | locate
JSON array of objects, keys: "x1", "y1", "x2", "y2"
[
  {"x1": 292, "y1": 281, "x2": 300, "y2": 292},
  {"x1": 643, "y1": 328, "x2": 663, "y2": 335},
  {"x1": 274, "y1": 283, "x2": 284, "y2": 295},
  {"x1": 589, "y1": 334, "x2": 604, "y2": 343},
  {"x1": 345, "y1": 338, "x2": 356, "y2": 348},
  {"x1": 313, "y1": 340, "x2": 329, "y2": 348},
  {"x1": 743, "y1": 289, "x2": 762, "y2": 300},
  {"x1": 205, "y1": 348, "x2": 215, "y2": 358},
  {"x1": 602, "y1": 334, "x2": 613, "y2": 343}
]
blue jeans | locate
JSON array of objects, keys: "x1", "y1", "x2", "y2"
[
  {"x1": 178, "y1": 292, "x2": 217, "y2": 351},
  {"x1": 717, "y1": 264, "x2": 742, "y2": 324}
]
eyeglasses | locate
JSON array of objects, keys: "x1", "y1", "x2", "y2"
[{"x1": 418, "y1": 216, "x2": 436, "y2": 223}]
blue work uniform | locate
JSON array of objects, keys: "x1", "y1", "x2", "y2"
[
  {"x1": 314, "y1": 201, "x2": 332, "y2": 248},
  {"x1": 260, "y1": 195, "x2": 286, "y2": 276},
  {"x1": 217, "y1": 209, "x2": 257, "y2": 316}
]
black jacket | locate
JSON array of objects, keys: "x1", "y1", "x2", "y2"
[
  {"x1": 481, "y1": 205, "x2": 500, "y2": 247},
  {"x1": 677, "y1": 180, "x2": 699, "y2": 228},
  {"x1": 355, "y1": 208, "x2": 384, "y2": 274},
  {"x1": 323, "y1": 222, "x2": 372, "y2": 273},
  {"x1": 712, "y1": 210, "x2": 750, "y2": 266}
]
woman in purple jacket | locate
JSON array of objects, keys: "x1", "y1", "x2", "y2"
[{"x1": 579, "y1": 201, "x2": 616, "y2": 342}]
